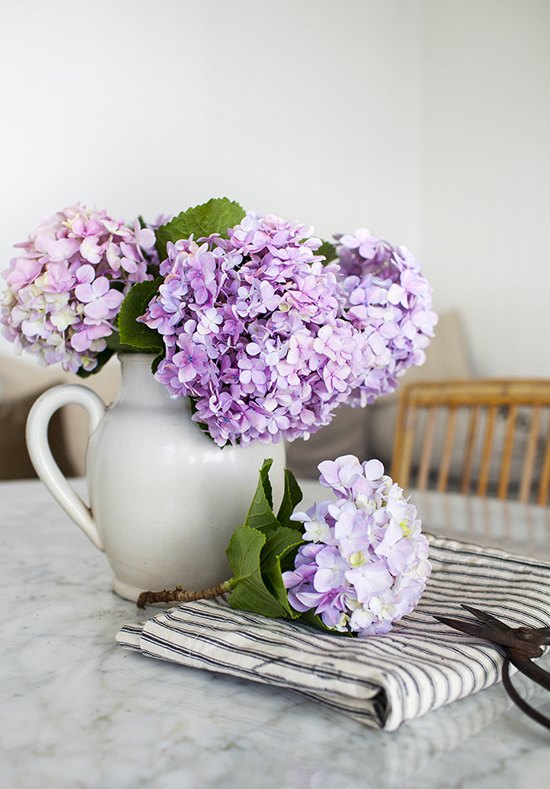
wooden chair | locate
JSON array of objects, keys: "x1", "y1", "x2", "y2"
[{"x1": 391, "y1": 379, "x2": 550, "y2": 504}]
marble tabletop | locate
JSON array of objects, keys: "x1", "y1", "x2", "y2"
[{"x1": 2, "y1": 478, "x2": 550, "y2": 789}]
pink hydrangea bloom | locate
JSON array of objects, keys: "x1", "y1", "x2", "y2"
[
  {"x1": 1, "y1": 204, "x2": 155, "y2": 372},
  {"x1": 283, "y1": 456, "x2": 431, "y2": 636}
]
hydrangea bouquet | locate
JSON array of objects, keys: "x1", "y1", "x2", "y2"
[
  {"x1": 2, "y1": 198, "x2": 437, "y2": 447},
  {"x1": 137, "y1": 455, "x2": 432, "y2": 638}
]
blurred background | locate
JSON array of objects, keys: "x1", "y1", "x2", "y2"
[{"x1": 1, "y1": 0, "x2": 549, "y2": 478}]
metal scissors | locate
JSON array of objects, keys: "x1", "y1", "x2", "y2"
[{"x1": 434, "y1": 604, "x2": 550, "y2": 731}]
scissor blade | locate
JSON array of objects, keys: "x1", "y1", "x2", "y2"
[
  {"x1": 434, "y1": 615, "x2": 543, "y2": 657},
  {"x1": 434, "y1": 615, "x2": 499, "y2": 639},
  {"x1": 460, "y1": 604, "x2": 515, "y2": 634},
  {"x1": 462, "y1": 605, "x2": 550, "y2": 648}
]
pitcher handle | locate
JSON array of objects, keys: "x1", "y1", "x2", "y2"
[{"x1": 26, "y1": 384, "x2": 106, "y2": 551}]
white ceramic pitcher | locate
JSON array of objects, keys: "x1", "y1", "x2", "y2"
[{"x1": 26, "y1": 353, "x2": 285, "y2": 602}]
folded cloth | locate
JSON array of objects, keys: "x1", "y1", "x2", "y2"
[{"x1": 116, "y1": 534, "x2": 550, "y2": 731}]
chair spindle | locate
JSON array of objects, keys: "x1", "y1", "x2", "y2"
[
  {"x1": 498, "y1": 404, "x2": 518, "y2": 500},
  {"x1": 477, "y1": 405, "x2": 497, "y2": 497},
  {"x1": 437, "y1": 405, "x2": 458, "y2": 492},
  {"x1": 519, "y1": 405, "x2": 541, "y2": 504},
  {"x1": 418, "y1": 406, "x2": 437, "y2": 490}
]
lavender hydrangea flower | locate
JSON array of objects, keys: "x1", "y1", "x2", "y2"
[
  {"x1": 140, "y1": 213, "x2": 437, "y2": 447},
  {"x1": 139, "y1": 214, "x2": 371, "y2": 447},
  {"x1": 334, "y1": 229, "x2": 438, "y2": 405},
  {"x1": 282, "y1": 455, "x2": 431, "y2": 636},
  {"x1": 1, "y1": 205, "x2": 155, "y2": 372}
]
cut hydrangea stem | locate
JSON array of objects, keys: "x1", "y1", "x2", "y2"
[{"x1": 136, "y1": 579, "x2": 233, "y2": 609}]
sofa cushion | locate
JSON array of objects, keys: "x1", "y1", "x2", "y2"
[
  {"x1": 0, "y1": 352, "x2": 120, "y2": 478},
  {"x1": 0, "y1": 389, "x2": 76, "y2": 480}
]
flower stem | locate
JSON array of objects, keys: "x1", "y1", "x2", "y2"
[{"x1": 137, "y1": 579, "x2": 232, "y2": 609}]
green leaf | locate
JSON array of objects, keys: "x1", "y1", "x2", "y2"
[
  {"x1": 105, "y1": 324, "x2": 145, "y2": 355},
  {"x1": 75, "y1": 347, "x2": 114, "y2": 378},
  {"x1": 226, "y1": 523, "x2": 266, "y2": 582},
  {"x1": 226, "y1": 524, "x2": 288, "y2": 618},
  {"x1": 243, "y1": 458, "x2": 281, "y2": 533},
  {"x1": 260, "y1": 527, "x2": 303, "y2": 575},
  {"x1": 228, "y1": 572, "x2": 289, "y2": 618},
  {"x1": 221, "y1": 461, "x2": 308, "y2": 622},
  {"x1": 317, "y1": 240, "x2": 338, "y2": 264},
  {"x1": 118, "y1": 279, "x2": 165, "y2": 352},
  {"x1": 155, "y1": 197, "x2": 246, "y2": 261},
  {"x1": 260, "y1": 526, "x2": 304, "y2": 616},
  {"x1": 259, "y1": 457, "x2": 274, "y2": 510},
  {"x1": 276, "y1": 468, "x2": 303, "y2": 529}
]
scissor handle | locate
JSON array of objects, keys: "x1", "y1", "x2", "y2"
[
  {"x1": 502, "y1": 655, "x2": 550, "y2": 731},
  {"x1": 506, "y1": 648, "x2": 550, "y2": 692}
]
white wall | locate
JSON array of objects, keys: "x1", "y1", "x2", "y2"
[
  {"x1": 1, "y1": 1, "x2": 548, "y2": 378},
  {"x1": 421, "y1": 0, "x2": 550, "y2": 377}
]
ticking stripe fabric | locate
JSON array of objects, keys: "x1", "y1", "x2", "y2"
[{"x1": 116, "y1": 534, "x2": 550, "y2": 731}]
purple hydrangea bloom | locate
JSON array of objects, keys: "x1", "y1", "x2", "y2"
[
  {"x1": 282, "y1": 455, "x2": 431, "y2": 636},
  {"x1": 334, "y1": 229, "x2": 438, "y2": 405},
  {"x1": 1, "y1": 204, "x2": 156, "y2": 372},
  {"x1": 139, "y1": 215, "x2": 372, "y2": 447},
  {"x1": 140, "y1": 214, "x2": 437, "y2": 447}
]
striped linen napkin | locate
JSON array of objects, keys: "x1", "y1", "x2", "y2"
[{"x1": 116, "y1": 534, "x2": 550, "y2": 731}]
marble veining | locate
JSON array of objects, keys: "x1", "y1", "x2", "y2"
[{"x1": 2, "y1": 478, "x2": 550, "y2": 788}]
